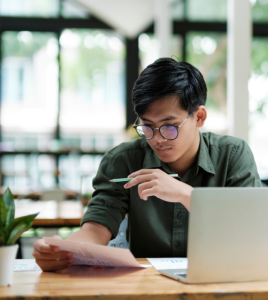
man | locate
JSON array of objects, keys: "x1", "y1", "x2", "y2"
[{"x1": 33, "y1": 58, "x2": 261, "y2": 271}]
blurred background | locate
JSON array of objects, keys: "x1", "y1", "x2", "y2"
[
  {"x1": 0, "y1": 0, "x2": 268, "y2": 194},
  {"x1": 1, "y1": 0, "x2": 268, "y2": 258}
]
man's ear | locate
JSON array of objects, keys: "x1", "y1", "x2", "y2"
[{"x1": 195, "y1": 106, "x2": 207, "y2": 128}]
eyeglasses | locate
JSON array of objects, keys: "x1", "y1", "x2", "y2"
[{"x1": 133, "y1": 112, "x2": 194, "y2": 140}]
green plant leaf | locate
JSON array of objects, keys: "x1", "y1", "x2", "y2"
[
  {"x1": 0, "y1": 231, "x2": 6, "y2": 246},
  {"x1": 6, "y1": 213, "x2": 38, "y2": 245},
  {"x1": 0, "y1": 197, "x2": 7, "y2": 231},
  {"x1": 7, "y1": 224, "x2": 32, "y2": 245},
  {"x1": 2, "y1": 187, "x2": 15, "y2": 227}
]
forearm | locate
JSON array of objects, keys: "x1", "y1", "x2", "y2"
[
  {"x1": 178, "y1": 184, "x2": 193, "y2": 212},
  {"x1": 66, "y1": 221, "x2": 112, "y2": 245}
]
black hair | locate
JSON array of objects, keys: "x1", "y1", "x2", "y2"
[{"x1": 132, "y1": 58, "x2": 207, "y2": 116}]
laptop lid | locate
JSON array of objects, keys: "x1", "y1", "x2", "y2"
[{"x1": 186, "y1": 188, "x2": 268, "y2": 284}]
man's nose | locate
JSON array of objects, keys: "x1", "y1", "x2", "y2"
[{"x1": 154, "y1": 128, "x2": 167, "y2": 142}]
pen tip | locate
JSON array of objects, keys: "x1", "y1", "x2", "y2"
[{"x1": 109, "y1": 180, "x2": 114, "y2": 182}]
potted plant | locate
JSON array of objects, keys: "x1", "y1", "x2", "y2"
[
  {"x1": 0, "y1": 188, "x2": 38, "y2": 286},
  {"x1": 80, "y1": 192, "x2": 92, "y2": 207}
]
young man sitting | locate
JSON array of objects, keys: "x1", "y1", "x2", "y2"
[{"x1": 33, "y1": 58, "x2": 261, "y2": 271}]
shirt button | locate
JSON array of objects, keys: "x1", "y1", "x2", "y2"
[
  {"x1": 175, "y1": 242, "x2": 181, "y2": 248},
  {"x1": 177, "y1": 212, "x2": 182, "y2": 218}
]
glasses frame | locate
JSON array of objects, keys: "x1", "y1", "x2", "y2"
[{"x1": 133, "y1": 112, "x2": 194, "y2": 140}]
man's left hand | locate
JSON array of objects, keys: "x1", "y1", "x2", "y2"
[{"x1": 124, "y1": 169, "x2": 193, "y2": 211}]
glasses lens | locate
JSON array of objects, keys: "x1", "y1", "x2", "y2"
[
  {"x1": 160, "y1": 125, "x2": 178, "y2": 140},
  {"x1": 136, "y1": 126, "x2": 153, "y2": 139}
]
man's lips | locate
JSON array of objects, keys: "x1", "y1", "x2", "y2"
[{"x1": 155, "y1": 147, "x2": 172, "y2": 153}]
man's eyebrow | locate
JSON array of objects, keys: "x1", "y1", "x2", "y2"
[{"x1": 140, "y1": 116, "x2": 178, "y2": 122}]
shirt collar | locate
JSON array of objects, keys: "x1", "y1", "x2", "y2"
[{"x1": 142, "y1": 132, "x2": 216, "y2": 176}]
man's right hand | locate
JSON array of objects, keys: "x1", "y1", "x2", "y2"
[
  {"x1": 32, "y1": 222, "x2": 112, "y2": 272},
  {"x1": 32, "y1": 235, "x2": 74, "y2": 272}
]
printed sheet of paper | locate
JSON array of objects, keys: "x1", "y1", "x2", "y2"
[
  {"x1": 14, "y1": 259, "x2": 41, "y2": 271},
  {"x1": 147, "y1": 257, "x2": 188, "y2": 270},
  {"x1": 44, "y1": 237, "x2": 148, "y2": 268}
]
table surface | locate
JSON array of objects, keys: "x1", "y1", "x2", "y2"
[{"x1": 1, "y1": 258, "x2": 268, "y2": 300}]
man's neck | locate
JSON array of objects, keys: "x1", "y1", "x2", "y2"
[{"x1": 167, "y1": 132, "x2": 201, "y2": 178}]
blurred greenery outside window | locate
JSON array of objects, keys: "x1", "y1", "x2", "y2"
[
  {"x1": 252, "y1": 0, "x2": 268, "y2": 22},
  {"x1": 0, "y1": 28, "x2": 126, "y2": 191},
  {"x1": 186, "y1": 0, "x2": 227, "y2": 21},
  {"x1": 184, "y1": 0, "x2": 268, "y2": 22},
  {"x1": 0, "y1": 0, "x2": 89, "y2": 18},
  {"x1": 1, "y1": 0, "x2": 268, "y2": 192},
  {"x1": 249, "y1": 38, "x2": 268, "y2": 178},
  {"x1": 186, "y1": 32, "x2": 227, "y2": 134},
  {"x1": 1, "y1": 0, "x2": 266, "y2": 22},
  {"x1": 61, "y1": 0, "x2": 90, "y2": 18},
  {"x1": 0, "y1": 30, "x2": 60, "y2": 188},
  {"x1": 139, "y1": 33, "x2": 183, "y2": 71},
  {"x1": 171, "y1": 0, "x2": 184, "y2": 20},
  {"x1": 1, "y1": 31, "x2": 59, "y2": 138},
  {"x1": 0, "y1": 0, "x2": 60, "y2": 17},
  {"x1": 59, "y1": 29, "x2": 126, "y2": 150}
]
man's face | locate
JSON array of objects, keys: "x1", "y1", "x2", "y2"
[{"x1": 140, "y1": 96, "x2": 200, "y2": 165}]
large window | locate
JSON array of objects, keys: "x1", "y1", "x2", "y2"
[
  {"x1": 60, "y1": 29, "x2": 125, "y2": 150},
  {"x1": 0, "y1": 0, "x2": 60, "y2": 17},
  {"x1": 1, "y1": 0, "x2": 268, "y2": 191},
  {"x1": 186, "y1": 32, "x2": 227, "y2": 134},
  {"x1": 249, "y1": 37, "x2": 268, "y2": 179},
  {"x1": 186, "y1": 0, "x2": 227, "y2": 21},
  {"x1": 1, "y1": 31, "x2": 59, "y2": 148},
  {"x1": 0, "y1": 3, "x2": 127, "y2": 191},
  {"x1": 139, "y1": 33, "x2": 183, "y2": 71}
]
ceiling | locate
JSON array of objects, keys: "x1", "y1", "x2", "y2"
[{"x1": 75, "y1": 0, "x2": 155, "y2": 39}]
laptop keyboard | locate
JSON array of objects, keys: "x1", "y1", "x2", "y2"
[{"x1": 174, "y1": 273, "x2": 187, "y2": 278}]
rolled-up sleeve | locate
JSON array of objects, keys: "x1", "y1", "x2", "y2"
[{"x1": 81, "y1": 151, "x2": 130, "y2": 239}]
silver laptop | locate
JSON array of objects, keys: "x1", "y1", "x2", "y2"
[{"x1": 159, "y1": 188, "x2": 268, "y2": 283}]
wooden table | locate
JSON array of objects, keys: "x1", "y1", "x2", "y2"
[
  {"x1": 1, "y1": 258, "x2": 268, "y2": 300},
  {"x1": 32, "y1": 217, "x2": 81, "y2": 227}
]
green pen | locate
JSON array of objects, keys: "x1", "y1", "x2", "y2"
[{"x1": 109, "y1": 174, "x2": 178, "y2": 182}]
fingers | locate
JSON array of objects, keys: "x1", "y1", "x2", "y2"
[
  {"x1": 33, "y1": 237, "x2": 74, "y2": 272},
  {"x1": 138, "y1": 182, "x2": 154, "y2": 200},
  {"x1": 128, "y1": 169, "x2": 158, "y2": 178},
  {"x1": 33, "y1": 249, "x2": 73, "y2": 260},
  {"x1": 52, "y1": 235, "x2": 64, "y2": 240},
  {"x1": 125, "y1": 169, "x2": 164, "y2": 189},
  {"x1": 37, "y1": 257, "x2": 74, "y2": 272},
  {"x1": 125, "y1": 174, "x2": 157, "y2": 189},
  {"x1": 140, "y1": 187, "x2": 156, "y2": 201},
  {"x1": 34, "y1": 237, "x2": 57, "y2": 253}
]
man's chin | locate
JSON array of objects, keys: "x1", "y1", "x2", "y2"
[{"x1": 155, "y1": 153, "x2": 177, "y2": 163}]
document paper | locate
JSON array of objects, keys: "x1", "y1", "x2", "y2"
[
  {"x1": 147, "y1": 257, "x2": 188, "y2": 270},
  {"x1": 44, "y1": 237, "x2": 145, "y2": 268},
  {"x1": 14, "y1": 259, "x2": 41, "y2": 271}
]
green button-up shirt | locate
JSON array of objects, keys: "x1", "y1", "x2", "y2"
[{"x1": 81, "y1": 132, "x2": 261, "y2": 258}]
